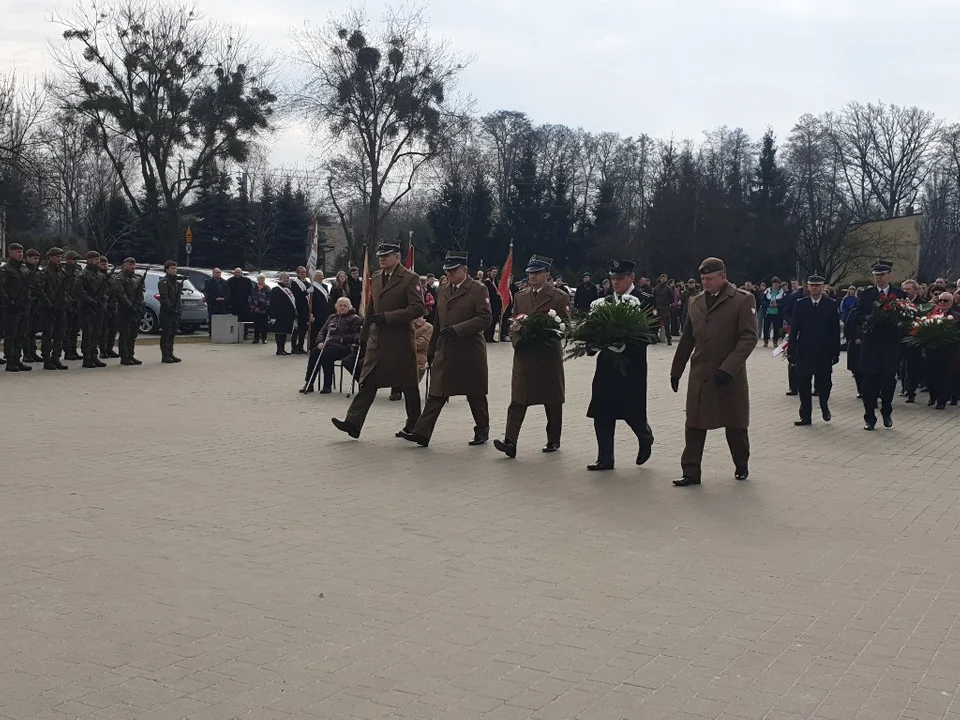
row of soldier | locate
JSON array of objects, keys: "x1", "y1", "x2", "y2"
[{"x1": 0, "y1": 244, "x2": 186, "y2": 372}]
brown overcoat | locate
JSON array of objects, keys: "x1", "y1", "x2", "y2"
[
  {"x1": 358, "y1": 264, "x2": 425, "y2": 388},
  {"x1": 670, "y1": 283, "x2": 758, "y2": 429},
  {"x1": 428, "y1": 278, "x2": 492, "y2": 397},
  {"x1": 510, "y1": 285, "x2": 571, "y2": 406}
]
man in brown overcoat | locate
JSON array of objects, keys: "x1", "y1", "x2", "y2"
[
  {"x1": 400, "y1": 252, "x2": 492, "y2": 448},
  {"x1": 494, "y1": 254, "x2": 570, "y2": 458},
  {"x1": 332, "y1": 241, "x2": 425, "y2": 439},
  {"x1": 670, "y1": 257, "x2": 758, "y2": 486}
]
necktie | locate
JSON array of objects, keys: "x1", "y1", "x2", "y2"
[{"x1": 383, "y1": 274, "x2": 390, "y2": 285}]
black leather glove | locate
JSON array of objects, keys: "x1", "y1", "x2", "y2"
[
  {"x1": 670, "y1": 376, "x2": 680, "y2": 393},
  {"x1": 714, "y1": 370, "x2": 733, "y2": 387},
  {"x1": 439, "y1": 326, "x2": 457, "y2": 340},
  {"x1": 370, "y1": 314, "x2": 387, "y2": 326}
]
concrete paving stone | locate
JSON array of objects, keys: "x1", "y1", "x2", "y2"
[{"x1": 5, "y1": 342, "x2": 960, "y2": 720}]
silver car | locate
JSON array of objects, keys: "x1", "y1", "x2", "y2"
[{"x1": 138, "y1": 271, "x2": 208, "y2": 335}]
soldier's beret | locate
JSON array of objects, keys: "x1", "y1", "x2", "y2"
[
  {"x1": 123, "y1": 257, "x2": 136, "y2": 264},
  {"x1": 98, "y1": 256, "x2": 108, "y2": 262},
  {"x1": 698, "y1": 257, "x2": 726, "y2": 275},
  {"x1": 64, "y1": 251, "x2": 79, "y2": 260},
  {"x1": 47, "y1": 247, "x2": 64, "y2": 257},
  {"x1": 85, "y1": 250, "x2": 101, "y2": 260},
  {"x1": 25, "y1": 248, "x2": 41, "y2": 258},
  {"x1": 7, "y1": 243, "x2": 24, "y2": 253},
  {"x1": 163, "y1": 260, "x2": 178, "y2": 270}
]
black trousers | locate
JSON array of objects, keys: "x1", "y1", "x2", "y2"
[
  {"x1": 345, "y1": 368, "x2": 422, "y2": 432},
  {"x1": 293, "y1": 311, "x2": 310, "y2": 350},
  {"x1": 3, "y1": 310, "x2": 27, "y2": 365},
  {"x1": 64, "y1": 308, "x2": 80, "y2": 354},
  {"x1": 902, "y1": 347, "x2": 923, "y2": 397},
  {"x1": 798, "y1": 369, "x2": 832, "y2": 420},
  {"x1": 787, "y1": 362, "x2": 797, "y2": 392},
  {"x1": 504, "y1": 402, "x2": 563, "y2": 445},
  {"x1": 926, "y1": 348, "x2": 956, "y2": 406},
  {"x1": 681, "y1": 427, "x2": 749, "y2": 480},
  {"x1": 21, "y1": 304, "x2": 40, "y2": 358},
  {"x1": 304, "y1": 344, "x2": 350, "y2": 389},
  {"x1": 41, "y1": 308, "x2": 67, "y2": 361},
  {"x1": 593, "y1": 417, "x2": 654, "y2": 466},
  {"x1": 252, "y1": 314, "x2": 268, "y2": 342},
  {"x1": 117, "y1": 311, "x2": 140, "y2": 360},
  {"x1": 80, "y1": 308, "x2": 103, "y2": 360},
  {"x1": 762, "y1": 314, "x2": 783, "y2": 343},
  {"x1": 414, "y1": 394, "x2": 489, "y2": 440},
  {"x1": 861, "y1": 372, "x2": 896, "y2": 422},
  {"x1": 159, "y1": 309, "x2": 179, "y2": 358},
  {"x1": 275, "y1": 334, "x2": 287, "y2": 353}
]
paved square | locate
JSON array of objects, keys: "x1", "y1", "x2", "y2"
[{"x1": 3, "y1": 340, "x2": 960, "y2": 720}]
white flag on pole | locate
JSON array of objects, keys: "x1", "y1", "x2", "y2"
[{"x1": 306, "y1": 218, "x2": 319, "y2": 293}]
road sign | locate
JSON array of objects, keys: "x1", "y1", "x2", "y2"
[{"x1": 185, "y1": 226, "x2": 193, "y2": 244}]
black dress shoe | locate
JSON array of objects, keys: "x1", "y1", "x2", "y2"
[
  {"x1": 55, "y1": 361, "x2": 69, "y2": 370},
  {"x1": 863, "y1": 421, "x2": 876, "y2": 431},
  {"x1": 5, "y1": 365, "x2": 20, "y2": 372},
  {"x1": 587, "y1": 461, "x2": 614, "y2": 471},
  {"x1": 395, "y1": 427, "x2": 415, "y2": 439},
  {"x1": 388, "y1": 392, "x2": 402, "y2": 401},
  {"x1": 129, "y1": 358, "x2": 143, "y2": 365},
  {"x1": 542, "y1": 442, "x2": 560, "y2": 453},
  {"x1": 636, "y1": 444, "x2": 652, "y2": 465},
  {"x1": 318, "y1": 387, "x2": 331, "y2": 394},
  {"x1": 905, "y1": 396, "x2": 915, "y2": 404},
  {"x1": 400, "y1": 431, "x2": 430, "y2": 447},
  {"x1": 822, "y1": 408, "x2": 832, "y2": 422},
  {"x1": 794, "y1": 419, "x2": 811, "y2": 426},
  {"x1": 928, "y1": 398, "x2": 936, "y2": 406},
  {"x1": 785, "y1": 390, "x2": 798, "y2": 396},
  {"x1": 17, "y1": 362, "x2": 33, "y2": 371},
  {"x1": 494, "y1": 439, "x2": 517, "y2": 458},
  {"x1": 468, "y1": 432, "x2": 488, "y2": 446},
  {"x1": 882, "y1": 414, "x2": 893, "y2": 428},
  {"x1": 107, "y1": 351, "x2": 120, "y2": 358},
  {"x1": 331, "y1": 418, "x2": 361, "y2": 439},
  {"x1": 673, "y1": 476, "x2": 701, "y2": 486},
  {"x1": 43, "y1": 361, "x2": 59, "y2": 370},
  {"x1": 735, "y1": 468, "x2": 749, "y2": 481},
  {"x1": 936, "y1": 403, "x2": 946, "y2": 410}
]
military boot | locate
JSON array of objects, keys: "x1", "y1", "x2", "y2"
[{"x1": 43, "y1": 360, "x2": 59, "y2": 370}]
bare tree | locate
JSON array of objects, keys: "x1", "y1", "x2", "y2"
[
  {"x1": 50, "y1": 0, "x2": 277, "y2": 259},
  {"x1": 0, "y1": 70, "x2": 45, "y2": 172},
  {"x1": 830, "y1": 102, "x2": 941, "y2": 221},
  {"x1": 291, "y1": 5, "x2": 470, "y2": 249},
  {"x1": 478, "y1": 110, "x2": 532, "y2": 219}
]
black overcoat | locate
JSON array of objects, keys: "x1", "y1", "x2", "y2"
[
  {"x1": 788, "y1": 296, "x2": 841, "y2": 375},
  {"x1": 268, "y1": 285, "x2": 297, "y2": 334},
  {"x1": 852, "y1": 286, "x2": 903, "y2": 375}
]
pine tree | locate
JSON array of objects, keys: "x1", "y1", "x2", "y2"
[{"x1": 750, "y1": 130, "x2": 794, "y2": 278}]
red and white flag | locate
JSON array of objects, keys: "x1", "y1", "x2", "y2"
[{"x1": 498, "y1": 241, "x2": 514, "y2": 318}]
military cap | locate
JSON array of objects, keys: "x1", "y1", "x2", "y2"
[
  {"x1": 7, "y1": 242, "x2": 23, "y2": 253},
  {"x1": 47, "y1": 247, "x2": 64, "y2": 257},
  {"x1": 64, "y1": 250, "x2": 79, "y2": 260},
  {"x1": 122, "y1": 257, "x2": 136, "y2": 264},
  {"x1": 872, "y1": 261, "x2": 893, "y2": 274},
  {"x1": 25, "y1": 248, "x2": 41, "y2": 258},
  {"x1": 375, "y1": 241, "x2": 401, "y2": 257},
  {"x1": 85, "y1": 250, "x2": 101, "y2": 261},
  {"x1": 524, "y1": 254, "x2": 553, "y2": 273},
  {"x1": 608, "y1": 259, "x2": 636, "y2": 277},
  {"x1": 806, "y1": 275, "x2": 826, "y2": 285},
  {"x1": 698, "y1": 257, "x2": 726, "y2": 275},
  {"x1": 163, "y1": 259, "x2": 178, "y2": 270},
  {"x1": 442, "y1": 251, "x2": 468, "y2": 271}
]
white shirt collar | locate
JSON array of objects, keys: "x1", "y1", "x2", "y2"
[{"x1": 615, "y1": 284, "x2": 635, "y2": 301}]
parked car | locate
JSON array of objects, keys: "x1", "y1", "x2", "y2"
[{"x1": 138, "y1": 271, "x2": 207, "y2": 335}]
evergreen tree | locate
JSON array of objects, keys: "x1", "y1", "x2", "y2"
[
  {"x1": 542, "y1": 165, "x2": 576, "y2": 272},
  {"x1": 271, "y1": 178, "x2": 311, "y2": 269},
  {"x1": 497, "y1": 145, "x2": 546, "y2": 263},
  {"x1": 750, "y1": 130, "x2": 794, "y2": 279}
]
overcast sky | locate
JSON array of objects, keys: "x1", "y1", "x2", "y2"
[{"x1": 4, "y1": 0, "x2": 958, "y2": 169}]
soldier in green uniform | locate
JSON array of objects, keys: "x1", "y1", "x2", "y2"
[
  {"x1": 39, "y1": 247, "x2": 70, "y2": 370},
  {"x1": 114, "y1": 257, "x2": 145, "y2": 365},
  {"x1": 21, "y1": 248, "x2": 44, "y2": 363},
  {"x1": 157, "y1": 260, "x2": 183, "y2": 363},
  {"x1": 62, "y1": 251, "x2": 82, "y2": 361},
  {"x1": 0, "y1": 243, "x2": 32, "y2": 372},
  {"x1": 74, "y1": 250, "x2": 109, "y2": 368},
  {"x1": 98, "y1": 255, "x2": 120, "y2": 359}
]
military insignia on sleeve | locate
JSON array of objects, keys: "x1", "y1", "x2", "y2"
[
  {"x1": 751, "y1": 307, "x2": 756, "y2": 315},
  {"x1": 485, "y1": 297, "x2": 490, "y2": 303}
]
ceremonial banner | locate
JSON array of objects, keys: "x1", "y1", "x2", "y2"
[
  {"x1": 360, "y1": 245, "x2": 371, "y2": 317},
  {"x1": 498, "y1": 242, "x2": 514, "y2": 318}
]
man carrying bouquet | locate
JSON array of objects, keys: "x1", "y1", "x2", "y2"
[
  {"x1": 585, "y1": 259, "x2": 656, "y2": 471},
  {"x1": 670, "y1": 257, "x2": 758, "y2": 486},
  {"x1": 851, "y1": 261, "x2": 902, "y2": 430},
  {"x1": 494, "y1": 255, "x2": 571, "y2": 458}
]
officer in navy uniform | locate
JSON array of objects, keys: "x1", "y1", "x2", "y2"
[
  {"x1": 788, "y1": 275, "x2": 840, "y2": 425},
  {"x1": 586, "y1": 259, "x2": 655, "y2": 471},
  {"x1": 851, "y1": 261, "x2": 902, "y2": 430}
]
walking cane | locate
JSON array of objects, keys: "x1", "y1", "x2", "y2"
[{"x1": 347, "y1": 345, "x2": 362, "y2": 398}]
